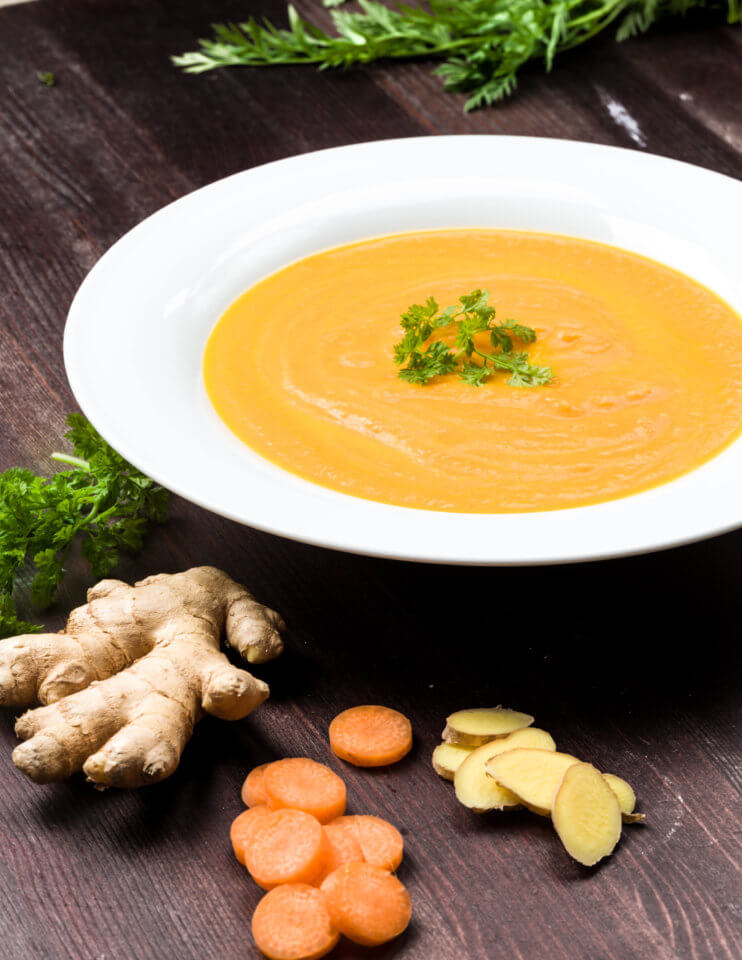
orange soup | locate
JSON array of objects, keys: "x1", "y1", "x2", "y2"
[{"x1": 204, "y1": 230, "x2": 742, "y2": 513}]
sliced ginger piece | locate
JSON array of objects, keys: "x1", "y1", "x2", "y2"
[
  {"x1": 454, "y1": 727, "x2": 556, "y2": 812},
  {"x1": 603, "y1": 773, "x2": 645, "y2": 823},
  {"x1": 432, "y1": 742, "x2": 474, "y2": 781},
  {"x1": 506, "y1": 727, "x2": 556, "y2": 752},
  {"x1": 455, "y1": 744, "x2": 520, "y2": 813},
  {"x1": 552, "y1": 762, "x2": 622, "y2": 866},
  {"x1": 486, "y1": 748, "x2": 579, "y2": 815},
  {"x1": 441, "y1": 725, "x2": 555, "y2": 792},
  {"x1": 443, "y1": 707, "x2": 534, "y2": 746}
]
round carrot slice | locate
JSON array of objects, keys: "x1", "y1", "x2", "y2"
[
  {"x1": 317, "y1": 816, "x2": 364, "y2": 883},
  {"x1": 231, "y1": 805, "x2": 271, "y2": 865},
  {"x1": 242, "y1": 762, "x2": 272, "y2": 807},
  {"x1": 252, "y1": 884, "x2": 339, "y2": 960},
  {"x1": 244, "y1": 809, "x2": 329, "y2": 890},
  {"x1": 329, "y1": 705, "x2": 412, "y2": 767},
  {"x1": 321, "y1": 862, "x2": 411, "y2": 946},
  {"x1": 354, "y1": 815, "x2": 404, "y2": 872},
  {"x1": 263, "y1": 758, "x2": 346, "y2": 824}
]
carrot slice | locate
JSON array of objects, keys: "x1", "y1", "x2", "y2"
[
  {"x1": 316, "y1": 817, "x2": 364, "y2": 883},
  {"x1": 329, "y1": 705, "x2": 412, "y2": 767},
  {"x1": 354, "y1": 815, "x2": 404, "y2": 872},
  {"x1": 321, "y1": 862, "x2": 411, "y2": 946},
  {"x1": 263, "y1": 758, "x2": 346, "y2": 824},
  {"x1": 317, "y1": 814, "x2": 404, "y2": 882},
  {"x1": 231, "y1": 805, "x2": 271, "y2": 866},
  {"x1": 252, "y1": 884, "x2": 339, "y2": 960},
  {"x1": 244, "y1": 809, "x2": 329, "y2": 890},
  {"x1": 242, "y1": 763, "x2": 272, "y2": 807}
]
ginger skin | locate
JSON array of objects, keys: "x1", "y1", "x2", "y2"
[{"x1": 0, "y1": 567, "x2": 284, "y2": 789}]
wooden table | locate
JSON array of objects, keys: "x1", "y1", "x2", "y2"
[{"x1": 1, "y1": 2, "x2": 741, "y2": 957}]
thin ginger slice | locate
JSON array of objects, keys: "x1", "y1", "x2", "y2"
[
  {"x1": 454, "y1": 728, "x2": 556, "y2": 812},
  {"x1": 443, "y1": 707, "x2": 534, "y2": 746},
  {"x1": 552, "y1": 762, "x2": 622, "y2": 866},
  {"x1": 603, "y1": 773, "x2": 645, "y2": 823},
  {"x1": 432, "y1": 742, "x2": 474, "y2": 781},
  {"x1": 486, "y1": 749, "x2": 580, "y2": 815}
]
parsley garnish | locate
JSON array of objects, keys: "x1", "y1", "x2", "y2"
[
  {"x1": 173, "y1": 0, "x2": 739, "y2": 112},
  {"x1": 393, "y1": 289, "x2": 552, "y2": 387},
  {"x1": 36, "y1": 71, "x2": 56, "y2": 87},
  {"x1": 0, "y1": 415, "x2": 169, "y2": 639}
]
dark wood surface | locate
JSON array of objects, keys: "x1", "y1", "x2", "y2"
[{"x1": 1, "y1": 2, "x2": 741, "y2": 958}]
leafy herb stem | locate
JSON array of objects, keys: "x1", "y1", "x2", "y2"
[
  {"x1": 50, "y1": 453, "x2": 92, "y2": 471},
  {"x1": 173, "y1": 0, "x2": 739, "y2": 112},
  {"x1": 0, "y1": 415, "x2": 170, "y2": 639}
]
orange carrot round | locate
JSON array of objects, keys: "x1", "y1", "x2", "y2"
[
  {"x1": 263, "y1": 758, "x2": 346, "y2": 824},
  {"x1": 252, "y1": 884, "x2": 339, "y2": 960},
  {"x1": 317, "y1": 816, "x2": 364, "y2": 882},
  {"x1": 329, "y1": 705, "x2": 413, "y2": 767},
  {"x1": 245, "y1": 809, "x2": 329, "y2": 890},
  {"x1": 242, "y1": 762, "x2": 272, "y2": 807},
  {"x1": 321, "y1": 862, "x2": 411, "y2": 946},
  {"x1": 354, "y1": 815, "x2": 404, "y2": 872},
  {"x1": 231, "y1": 805, "x2": 271, "y2": 866}
]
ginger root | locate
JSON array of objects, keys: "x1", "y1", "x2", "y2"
[{"x1": 0, "y1": 567, "x2": 284, "y2": 789}]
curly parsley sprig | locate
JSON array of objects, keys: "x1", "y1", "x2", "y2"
[
  {"x1": 0, "y1": 415, "x2": 170, "y2": 639},
  {"x1": 393, "y1": 288, "x2": 553, "y2": 387},
  {"x1": 173, "y1": 0, "x2": 739, "y2": 112}
]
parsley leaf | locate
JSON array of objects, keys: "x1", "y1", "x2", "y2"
[
  {"x1": 173, "y1": 0, "x2": 739, "y2": 112},
  {"x1": 459, "y1": 361, "x2": 492, "y2": 386},
  {"x1": 398, "y1": 339, "x2": 458, "y2": 383},
  {"x1": 0, "y1": 415, "x2": 170, "y2": 639},
  {"x1": 393, "y1": 288, "x2": 553, "y2": 387}
]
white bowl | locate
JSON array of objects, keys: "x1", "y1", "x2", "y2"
[{"x1": 64, "y1": 136, "x2": 742, "y2": 565}]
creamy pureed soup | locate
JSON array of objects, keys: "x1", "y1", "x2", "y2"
[{"x1": 203, "y1": 230, "x2": 742, "y2": 513}]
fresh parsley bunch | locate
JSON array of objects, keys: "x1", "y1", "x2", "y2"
[
  {"x1": 0, "y1": 415, "x2": 169, "y2": 639},
  {"x1": 173, "y1": 0, "x2": 739, "y2": 111},
  {"x1": 393, "y1": 288, "x2": 553, "y2": 386}
]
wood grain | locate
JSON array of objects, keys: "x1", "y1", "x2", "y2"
[{"x1": 0, "y1": 2, "x2": 740, "y2": 958}]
